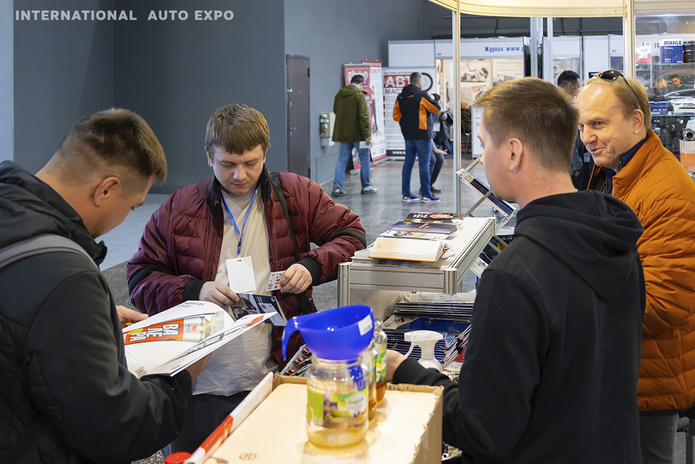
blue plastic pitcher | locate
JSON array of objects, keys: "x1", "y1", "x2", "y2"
[{"x1": 281, "y1": 305, "x2": 374, "y2": 360}]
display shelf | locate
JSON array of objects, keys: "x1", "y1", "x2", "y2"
[
  {"x1": 456, "y1": 156, "x2": 517, "y2": 233},
  {"x1": 651, "y1": 114, "x2": 695, "y2": 156},
  {"x1": 652, "y1": 112, "x2": 695, "y2": 117},
  {"x1": 337, "y1": 217, "x2": 495, "y2": 311},
  {"x1": 635, "y1": 16, "x2": 695, "y2": 157},
  {"x1": 637, "y1": 62, "x2": 695, "y2": 94}
]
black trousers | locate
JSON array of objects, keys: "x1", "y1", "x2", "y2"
[
  {"x1": 164, "y1": 391, "x2": 250, "y2": 454},
  {"x1": 430, "y1": 149, "x2": 445, "y2": 186}
]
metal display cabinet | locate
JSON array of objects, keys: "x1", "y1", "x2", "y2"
[
  {"x1": 633, "y1": 14, "x2": 695, "y2": 158},
  {"x1": 337, "y1": 217, "x2": 495, "y2": 319}
]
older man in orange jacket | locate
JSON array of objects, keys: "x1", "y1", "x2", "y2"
[{"x1": 577, "y1": 70, "x2": 695, "y2": 464}]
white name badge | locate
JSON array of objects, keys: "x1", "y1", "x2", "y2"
[{"x1": 226, "y1": 256, "x2": 256, "y2": 294}]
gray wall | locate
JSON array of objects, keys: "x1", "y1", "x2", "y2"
[
  {"x1": 0, "y1": 2, "x2": 12, "y2": 162},
  {"x1": 13, "y1": 0, "x2": 115, "y2": 174},
  {"x1": 10, "y1": 0, "x2": 446, "y2": 190},
  {"x1": 114, "y1": 0, "x2": 286, "y2": 193},
  {"x1": 284, "y1": 0, "x2": 443, "y2": 184}
]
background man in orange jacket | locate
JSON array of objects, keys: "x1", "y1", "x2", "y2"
[
  {"x1": 577, "y1": 70, "x2": 695, "y2": 464},
  {"x1": 393, "y1": 71, "x2": 441, "y2": 203}
]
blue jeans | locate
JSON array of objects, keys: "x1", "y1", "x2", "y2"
[
  {"x1": 334, "y1": 142, "x2": 371, "y2": 189},
  {"x1": 402, "y1": 139, "x2": 432, "y2": 197}
]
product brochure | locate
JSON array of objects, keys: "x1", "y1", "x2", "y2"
[
  {"x1": 232, "y1": 293, "x2": 286, "y2": 327},
  {"x1": 369, "y1": 235, "x2": 446, "y2": 262},
  {"x1": 391, "y1": 220, "x2": 457, "y2": 235},
  {"x1": 123, "y1": 300, "x2": 275, "y2": 378},
  {"x1": 405, "y1": 211, "x2": 463, "y2": 223},
  {"x1": 367, "y1": 216, "x2": 459, "y2": 262},
  {"x1": 379, "y1": 229, "x2": 445, "y2": 241}
]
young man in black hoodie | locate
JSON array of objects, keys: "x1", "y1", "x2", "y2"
[{"x1": 387, "y1": 78, "x2": 646, "y2": 463}]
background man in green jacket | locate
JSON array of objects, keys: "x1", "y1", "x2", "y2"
[{"x1": 331, "y1": 74, "x2": 377, "y2": 197}]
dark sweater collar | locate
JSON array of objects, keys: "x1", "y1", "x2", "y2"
[{"x1": 605, "y1": 135, "x2": 648, "y2": 194}]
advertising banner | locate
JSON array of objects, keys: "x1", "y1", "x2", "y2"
[
  {"x1": 362, "y1": 61, "x2": 387, "y2": 162},
  {"x1": 343, "y1": 63, "x2": 387, "y2": 166}
]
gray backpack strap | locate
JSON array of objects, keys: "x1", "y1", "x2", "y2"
[
  {"x1": 0, "y1": 234, "x2": 97, "y2": 271},
  {"x1": 0, "y1": 234, "x2": 96, "y2": 464}
]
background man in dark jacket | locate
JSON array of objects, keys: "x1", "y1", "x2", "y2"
[
  {"x1": 0, "y1": 109, "x2": 208, "y2": 464},
  {"x1": 127, "y1": 104, "x2": 367, "y2": 454},
  {"x1": 393, "y1": 71, "x2": 441, "y2": 202},
  {"x1": 429, "y1": 106, "x2": 453, "y2": 193},
  {"x1": 557, "y1": 70, "x2": 587, "y2": 189},
  {"x1": 387, "y1": 78, "x2": 646, "y2": 463},
  {"x1": 331, "y1": 74, "x2": 376, "y2": 196}
]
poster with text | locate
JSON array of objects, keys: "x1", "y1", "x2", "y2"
[
  {"x1": 460, "y1": 59, "x2": 492, "y2": 108},
  {"x1": 491, "y1": 58, "x2": 524, "y2": 87},
  {"x1": 361, "y1": 61, "x2": 387, "y2": 162},
  {"x1": 343, "y1": 63, "x2": 386, "y2": 165}
]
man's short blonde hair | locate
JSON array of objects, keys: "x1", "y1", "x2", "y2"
[{"x1": 474, "y1": 77, "x2": 578, "y2": 173}]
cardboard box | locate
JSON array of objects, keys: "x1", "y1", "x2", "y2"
[
  {"x1": 204, "y1": 375, "x2": 443, "y2": 464},
  {"x1": 661, "y1": 39, "x2": 683, "y2": 63}
]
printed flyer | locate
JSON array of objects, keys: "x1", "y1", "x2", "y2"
[{"x1": 123, "y1": 300, "x2": 274, "y2": 378}]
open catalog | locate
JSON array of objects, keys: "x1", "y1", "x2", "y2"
[{"x1": 123, "y1": 300, "x2": 275, "y2": 378}]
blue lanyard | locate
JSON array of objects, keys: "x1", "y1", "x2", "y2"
[{"x1": 220, "y1": 187, "x2": 258, "y2": 255}]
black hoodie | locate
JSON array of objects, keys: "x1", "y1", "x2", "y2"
[{"x1": 394, "y1": 190, "x2": 645, "y2": 464}]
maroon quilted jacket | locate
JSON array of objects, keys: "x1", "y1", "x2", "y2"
[{"x1": 126, "y1": 168, "x2": 366, "y2": 364}]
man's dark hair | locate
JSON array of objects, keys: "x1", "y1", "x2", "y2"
[
  {"x1": 410, "y1": 72, "x2": 422, "y2": 86},
  {"x1": 55, "y1": 108, "x2": 167, "y2": 188},
  {"x1": 350, "y1": 74, "x2": 365, "y2": 85},
  {"x1": 557, "y1": 70, "x2": 580, "y2": 88}
]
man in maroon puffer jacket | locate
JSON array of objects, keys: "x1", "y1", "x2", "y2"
[{"x1": 126, "y1": 104, "x2": 366, "y2": 454}]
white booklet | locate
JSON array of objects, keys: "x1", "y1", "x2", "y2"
[
  {"x1": 369, "y1": 235, "x2": 446, "y2": 262},
  {"x1": 123, "y1": 300, "x2": 274, "y2": 378}
]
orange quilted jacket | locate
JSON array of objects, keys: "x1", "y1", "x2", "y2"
[{"x1": 593, "y1": 130, "x2": 695, "y2": 412}]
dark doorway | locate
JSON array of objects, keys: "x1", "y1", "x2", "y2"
[{"x1": 286, "y1": 55, "x2": 310, "y2": 177}]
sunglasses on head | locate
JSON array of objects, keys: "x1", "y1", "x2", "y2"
[{"x1": 597, "y1": 69, "x2": 633, "y2": 91}]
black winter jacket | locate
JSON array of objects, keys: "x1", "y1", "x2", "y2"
[
  {"x1": 0, "y1": 161, "x2": 192, "y2": 464},
  {"x1": 394, "y1": 190, "x2": 646, "y2": 464}
]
